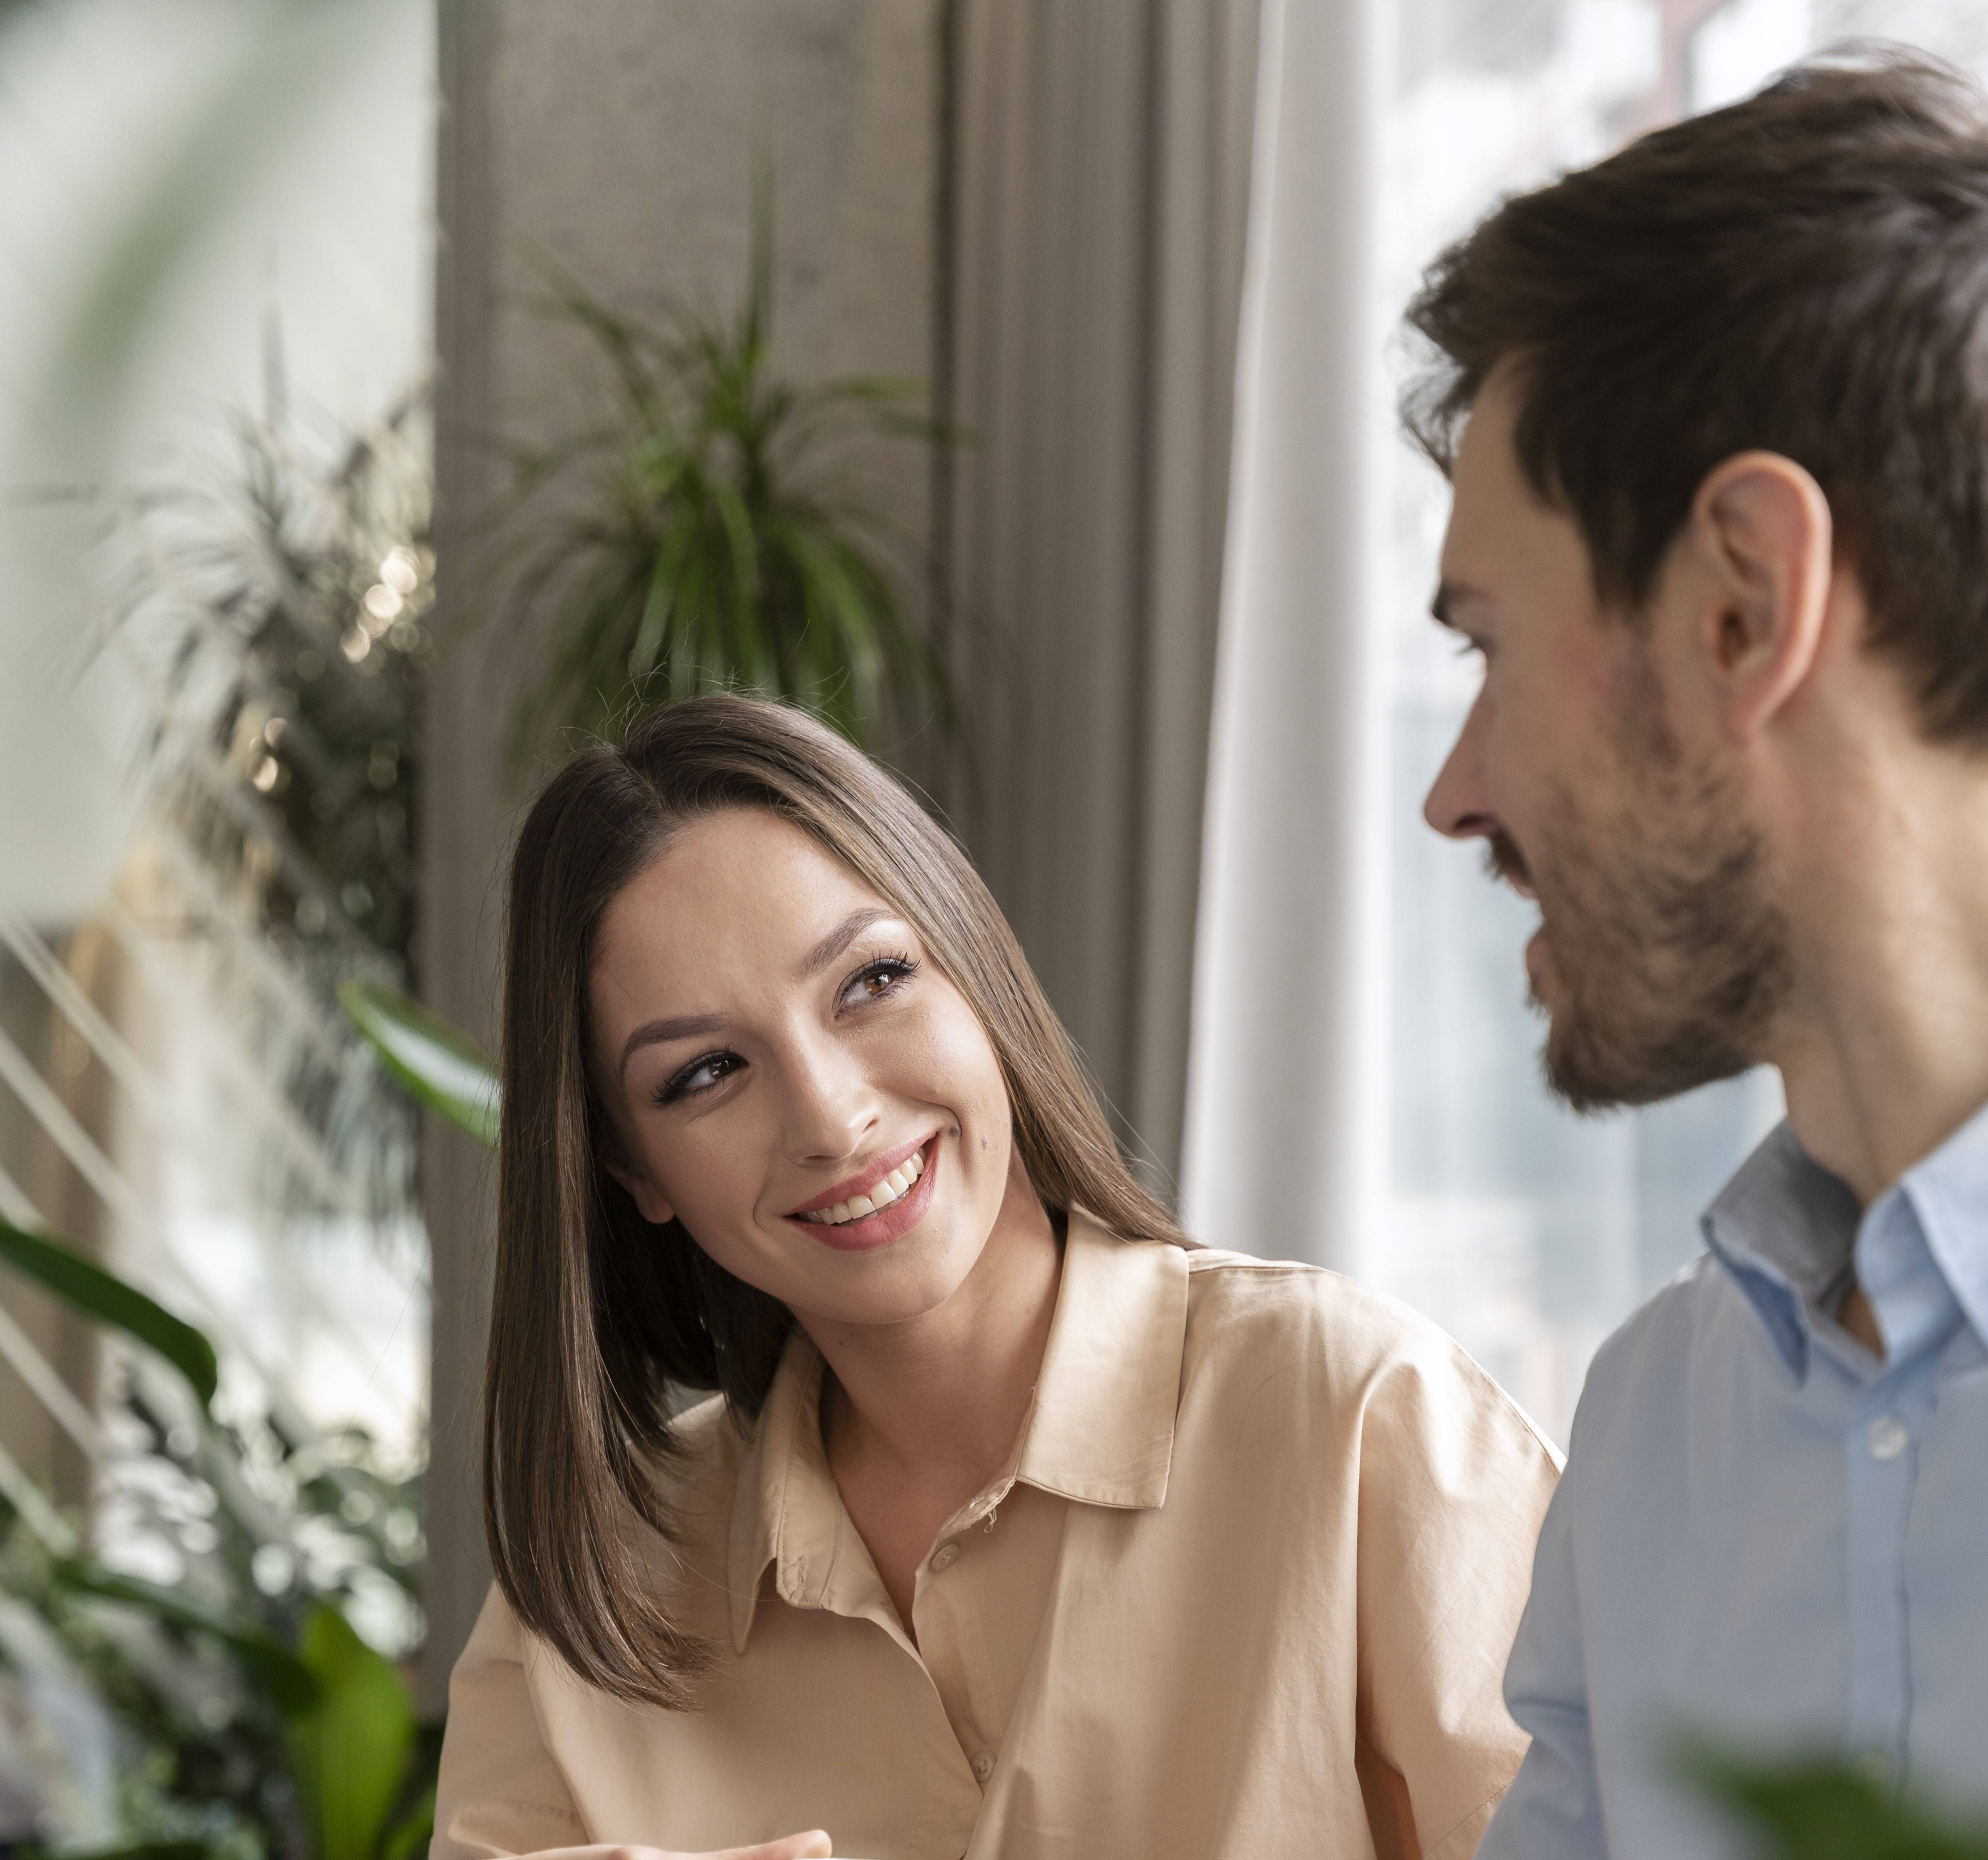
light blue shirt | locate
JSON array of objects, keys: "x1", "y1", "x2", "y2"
[{"x1": 1478, "y1": 1110, "x2": 1988, "y2": 1858}]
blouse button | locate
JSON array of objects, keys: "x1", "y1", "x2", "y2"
[
  {"x1": 931, "y1": 1541, "x2": 961, "y2": 1572},
  {"x1": 971, "y1": 1749, "x2": 996, "y2": 1783}
]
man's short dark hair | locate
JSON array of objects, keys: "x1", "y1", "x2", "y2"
[{"x1": 1404, "y1": 49, "x2": 1988, "y2": 744}]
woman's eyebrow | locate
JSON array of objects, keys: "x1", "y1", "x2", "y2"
[
  {"x1": 798, "y1": 905, "x2": 894, "y2": 978},
  {"x1": 619, "y1": 1011, "x2": 728, "y2": 1080}
]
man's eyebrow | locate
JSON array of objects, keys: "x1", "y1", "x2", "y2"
[
  {"x1": 800, "y1": 906, "x2": 894, "y2": 979},
  {"x1": 619, "y1": 1012, "x2": 728, "y2": 1081}
]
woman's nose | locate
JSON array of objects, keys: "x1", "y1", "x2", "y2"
[{"x1": 782, "y1": 1036, "x2": 880, "y2": 1163}]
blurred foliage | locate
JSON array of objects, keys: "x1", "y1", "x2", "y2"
[
  {"x1": 488, "y1": 195, "x2": 957, "y2": 768},
  {"x1": 94, "y1": 384, "x2": 431, "y2": 975},
  {"x1": 1688, "y1": 1745, "x2": 1988, "y2": 1858},
  {"x1": 0, "y1": 3, "x2": 435, "y2": 1852},
  {"x1": 336, "y1": 982, "x2": 498, "y2": 1149},
  {"x1": 21, "y1": 0, "x2": 409, "y2": 476},
  {"x1": 0, "y1": 1221, "x2": 217, "y2": 1409},
  {"x1": 0, "y1": 1227, "x2": 434, "y2": 1860}
]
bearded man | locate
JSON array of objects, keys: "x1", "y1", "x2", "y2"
[{"x1": 1409, "y1": 50, "x2": 1988, "y2": 1857}]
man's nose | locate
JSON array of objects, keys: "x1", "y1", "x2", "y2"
[{"x1": 1423, "y1": 693, "x2": 1497, "y2": 842}]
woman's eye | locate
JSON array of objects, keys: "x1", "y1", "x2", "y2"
[
  {"x1": 658, "y1": 1050, "x2": 743, "y2": 1103},
  {"x1": 841, "y1": 954, "x2": 919, "y2": 1009}
]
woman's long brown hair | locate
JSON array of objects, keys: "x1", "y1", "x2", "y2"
[{"x1": 488, "y1": 694, "x2": 1187, "y2": 1708}]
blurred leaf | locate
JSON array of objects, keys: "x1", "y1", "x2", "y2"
[
  {"x1": 288, "y1": 1602, "x2": 416, "y2": 1860},
  {"x1": 339, "y1": 980, "x2": 499, "y2": 1148},
  {"x1": 26, "y1": 1845, "x2": 216, "y2": 1860},
  {"x1": 378, "y1": 1785, "x2": 436, "y2": 1860},
  {"x1": 51, "y1": 1558, "x2": 317, "y2": 1715},
  {"x1": 42, "y1": 0, "x2": 400, "y2": 466},
  {"x1": 0, "y1": 1219, "x2": 218, "y2": 1408},
  {"x1": 1687, "y1": 1745, "x2": 1988, "y2": 1859}
]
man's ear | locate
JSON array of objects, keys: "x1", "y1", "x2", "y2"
[
  {"x1": 599, "y1": 1130, "x2": 676, "y2": 1226},
  {"x1": 1683, "y1": 450, "x2": 1835, "y2": 744}
]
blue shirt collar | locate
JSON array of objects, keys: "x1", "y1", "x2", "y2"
[
  {"x1": 1702, "y1": 1106, "x2": 1988, "y2": 1380},
  {"x1": 1886, "y1": 1104, "x2": 1988, "y2": 1358},
  {"x1": 1702, "y1": 1124, "x2": 1861, "y2": 1380}
]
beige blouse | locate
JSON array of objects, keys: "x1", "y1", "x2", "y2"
[{"x1": 435, "y1": 1220, "x2": 1559, "y2": 1860}]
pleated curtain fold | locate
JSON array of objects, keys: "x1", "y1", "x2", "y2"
[{"x1": 938, "y1": 0, "x2": 1264, "y2": 1196}]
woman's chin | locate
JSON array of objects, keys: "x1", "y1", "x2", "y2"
[{"x1": 787, "y1": 1216, "x2": 991, "y2": 1331}]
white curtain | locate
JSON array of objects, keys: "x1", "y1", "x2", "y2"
[{"x1": 1181, "y1": 0, "x2": 1388, "y2": 1268}]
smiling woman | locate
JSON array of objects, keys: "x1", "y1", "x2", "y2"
[{"x1": 434, "y1": 695, "x2": 1561, "y2": 1860}]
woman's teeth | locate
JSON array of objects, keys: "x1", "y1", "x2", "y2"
[{"x1": 801, "y1": 1147, "x2": 926, "y2": 1226}]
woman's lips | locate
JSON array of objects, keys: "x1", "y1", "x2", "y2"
[
  {"x1": 786, "y1": 1131, "x2": 931, "y2": 1216},
  {"x1": 785, "y1": 1135, "x2": 940, "y2": 1252}
]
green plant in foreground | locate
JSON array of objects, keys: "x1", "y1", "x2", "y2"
[
  {"x1": 1687, "y1": 1745, "x2": 1988, "y2": 1860},
  {"x1": 488, "y1": 203, "x2": 956, "y2": 768},
  {"x1": 0, "y1": 1219, "x2": 435, "y2": 1860}
]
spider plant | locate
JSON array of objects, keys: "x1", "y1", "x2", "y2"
[{"x1": 487, "y1": 203, "x2": 957, "y2": 768}]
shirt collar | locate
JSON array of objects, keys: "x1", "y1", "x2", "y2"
[
  {"x1": 727, "y1": 1215, "x2": 1190, "y2": 1651},
  {"x1": 1702, "y1": 1122, "x2": 1864, "y2": 1381},
  {"x1": 1703, "y1": 1106, "x2": 1988, "y2": 1381},
  {"x1": 1878, "y1": 1098, "x2": 1988, "y2": 1357}
]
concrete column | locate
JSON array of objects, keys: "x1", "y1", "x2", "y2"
[{"x1": 424, "y1": 0, "x2": 939, "y2": 1706}]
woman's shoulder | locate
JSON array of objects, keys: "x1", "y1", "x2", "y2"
[
  {"x1": 1177, "y1": 1248, "x2": 1556, "y2": 1457},
  {"x1": 1180, "y1": 1244, "x2": 1453, "y2": 1361}
]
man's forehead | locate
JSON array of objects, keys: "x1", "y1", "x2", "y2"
[
  {"x1": 1440, "y1": 373, "x2": 1591, "y2": 595},
  {"x1": 1449, "y1": 370, "x2": 1528, "y2": 511}
]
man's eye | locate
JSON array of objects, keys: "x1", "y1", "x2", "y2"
[
  {"x1": 841, "y1": 955, "x2": 920, "y2": 1009},
  {"x1": 659, "y1": 1051, "x2": 742, "y2": 1103}
]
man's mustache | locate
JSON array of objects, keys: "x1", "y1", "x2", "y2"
[{"x1": 1484, "y1": 826, "x2": 1533, "y2": 893}]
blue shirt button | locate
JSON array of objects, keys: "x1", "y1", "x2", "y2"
[{"x1": 1866, "y1": 1416, "x2": 1909, "y2": 1461}]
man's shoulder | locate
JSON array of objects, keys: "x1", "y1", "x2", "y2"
[{"x1": 1572, "y1": 1250, "x2": 1750, "y2": 1450}]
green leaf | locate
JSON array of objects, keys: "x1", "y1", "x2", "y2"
[
  {"x1": 52, "y1": 1559, "x2": 318, "y2": 1715},
  {"x1": 24, "y1": 1845, "x2": 217, "y2": 1860},
  {"x1": 339, "y1": 981, "x2": 500, "y2": 1149},
  {"x1": 1686, "y1": 1745, "x2": 1988, "y2": 1859},
  {"x1": 377, "y1": 1786, "x2": 436, "y2": 1860},
  {"x1": 0, "y1": 1221, "x2": 218, "y2": 1409},
  {"x1": 289, "y1": 1602, "x2": 417, "y2": 1860}
]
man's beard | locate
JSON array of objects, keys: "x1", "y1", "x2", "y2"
[{"x1": 1491, "y1": 717, "x2": 1792, "y2": 1115}]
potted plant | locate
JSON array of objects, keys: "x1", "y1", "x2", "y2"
[{"x1": 484, "y1": 195, "x2": 958, "y2": 770}]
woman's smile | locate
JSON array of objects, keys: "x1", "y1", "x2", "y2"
[{"x1": 784, "y1": 1131, "x2": 942, "y2": 1251}]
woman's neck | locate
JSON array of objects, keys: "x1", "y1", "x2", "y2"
[{"x1": 811, "y1": 1154, "x2": 1064, "y2": 1506}]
